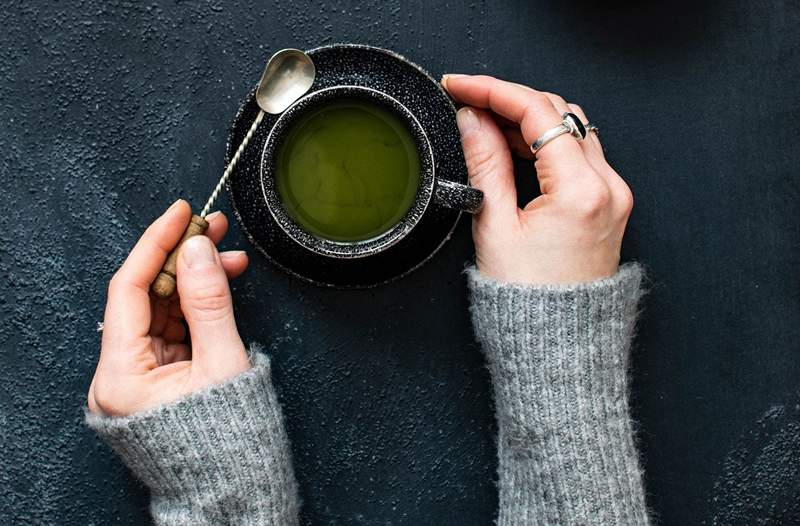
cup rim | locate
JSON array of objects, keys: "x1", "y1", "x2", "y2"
[{"x1": 260, "y1": 85, "x2": 435, "y2": 259}]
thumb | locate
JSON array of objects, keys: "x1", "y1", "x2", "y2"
[
  {"x1": 456, "y1": 107, "x2": 518, "y2": 221},
  {"x1": 177, "y1": 235, "x2": 248, "y2": 372}
]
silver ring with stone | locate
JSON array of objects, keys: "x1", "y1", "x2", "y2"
[{"x1": 530, "y1": 112, "x2": 595, "y2": 155}]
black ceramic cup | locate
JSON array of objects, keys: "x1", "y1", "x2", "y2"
[{"x1": 260, "y1": 85, "x2": 483, "y2": 259}]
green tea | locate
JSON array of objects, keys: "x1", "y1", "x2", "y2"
[{"x1": 275, "y1": 99, "x2": 420, "y2": 242}]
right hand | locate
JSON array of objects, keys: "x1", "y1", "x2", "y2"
[
  {"x1": 442, "y1": 74, "x2": 634, "y2": 285},
  {"x1": 88, "y1": 200, "x2": 252, "y2": 416}
]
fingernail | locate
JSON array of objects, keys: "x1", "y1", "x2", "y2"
[
  {"x1": 442, "y1": 73, "x2": 466, "y2": 81},
  {"x1": 181, "y1": 236, "x2": 216, "y2": 268},
  {"x1": 167, "y1": 199, "x2": 184, "y2": 212},
  {"x1": 441, "y1": 74, "x2": 466, "y2": 89},
  {"x1": 456, "y1": 107, "x2": 480, "y2": 133},
  {"x1": 205, "y1": 211, "x2": 223, "y2": 221},
  {"x1": 220, "y1": 250, "x2": 246, "y2": 260}
]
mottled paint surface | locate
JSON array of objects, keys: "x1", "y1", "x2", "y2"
[
  {"x1": 711, "y1": 393, "x2": 800, "y2": 524},
  {"x1": 1, "y1": 1, "x2": 799, "y2": 525}
]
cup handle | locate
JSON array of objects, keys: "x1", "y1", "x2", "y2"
[{"x1": 433, "y1": 178, "x2": 484, "y2": 214}]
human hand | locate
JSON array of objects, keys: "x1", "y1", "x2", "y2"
[
  {"x1": 88, "y1": 200, "x2": 251, "y2": 416},
  {"x1": 442, "y1": 75, "x2": 633, "y2": 284}
]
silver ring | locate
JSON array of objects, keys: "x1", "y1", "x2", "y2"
[{"x1": 530, "y1": 112, "x2": 596, "y2": 155}]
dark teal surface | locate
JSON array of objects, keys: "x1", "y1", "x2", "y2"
[{"x1": 1, "y1": 1, "x2": 799, "y2": 524}]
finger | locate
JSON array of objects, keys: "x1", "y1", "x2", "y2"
[
  {"x1": 149, "y1": 299, "x2": 170, "y2": 337},
  {"x1": 220, "y1": 250, "x2": 249, "y2": 279},
  {"x1": 165, "y1": 343, "x2": 191, "y2": 364},
  {"x1": 204, "y1": 211, "x2": 229, "y2": 245},
  {"x1": 490, "y1": 112, "x2": 520, "y2": 130},
  {"x1": 442, "y1": 75, "x2": 586, "y2": 167},
  {"x1": 112, "y1": 200, "x2": 192, "y2": 291},
  {"x1": 556, "y1": 99, "x2": 613, "y2": 185},
  {"x1": 205, "y1": 212, "x2": 247, "y2": 279},
  {"x1": 566, "y1": 103, "x2": 606, "y2": 165},
  {"x1": 542, "y1": 93, "x2": 610, "y2": 177},
  {"x1": 542, "y1": 91, "x2": 569, "y2": 114},
  {"x1": 538, "y1": 92, "x2": 615, "y2": 195},
  {"x1": 503, "y1": 128, "x2": 535, "y2": 160},
  {"x1": 455, "y1": 107, "x2": 519, "y2": 222},
  {"x1": 168, "y1": 299, "x2": 184, "y2": 324},
  {"x1": 102, "y1": 200, "x2": 191, "y2": 368},
  {"x1": 566, "y1": 103, "x2": 633, "y2": 217},
  {"x1": 176, "y1": 236, "x2": 248, "y2": 374},
  {"x1": 161, "y1": 318, "x2": 187, "y2": 344},
  {"x1": 152, "y1": 338, "x2": 191, "y2": 366}
]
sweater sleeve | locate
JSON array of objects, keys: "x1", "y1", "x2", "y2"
[
  {"x1": 85, "y1": 348, "x2": 300, "y2": 526},
  {"x1": 468, "y1": 263, "x2": 651, "y2": 526}
]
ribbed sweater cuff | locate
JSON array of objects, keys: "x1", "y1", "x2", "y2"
[
  {"x1": 85, "y1": 348, "x2": 299, "y2": 526},
  {"x1": 468, "y1": 264, "x2": 650, "y2": 526}
]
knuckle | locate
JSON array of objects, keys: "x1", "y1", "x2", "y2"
[
  {"x1": 521, "y1": 100, "x2": 544, "y2": 126},
  {"x1": 181, "y1": 280, "x2": 233, "y2": 322},
  {"x1": 526, "y1": 92, "x2": 551, "y2": 109},
  {"x1": 547, "y1": 92, "x2": 568, "y2": 107},
  {"x1": 616, "y1": 183, "x2": 635, "y2": 217},
  {"x1": 521, "y1": 94, "x2": 558, "y2": 131},
  {"x1": 464, "y1": 146, "x2": 500, "y2": 185},
  {"x1": 569, "y1": 181, "x2": 612, "y2": 219}
]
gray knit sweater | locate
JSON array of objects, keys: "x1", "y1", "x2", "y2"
[{"x1": 87, "y1": 264, "x2": 649, "y2": 525}]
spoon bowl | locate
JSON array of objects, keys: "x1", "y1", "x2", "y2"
[{"x1": 256, "y1": 49, "x2": 316, "y2": 114}]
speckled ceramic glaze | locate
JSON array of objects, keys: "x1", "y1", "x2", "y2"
[
  {"x1": 261, "y1": 85, "x2": 481, "y2": 259},
  {"x1": 226, "y1": 44, "x2": 478, "y2": 287}
]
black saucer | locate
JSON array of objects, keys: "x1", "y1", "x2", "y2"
[{"x1": 225, "y1": 44, "x2": 468, "y2": 288}]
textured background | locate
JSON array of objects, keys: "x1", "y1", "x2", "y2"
[{"x1": 1, "y1": 1, "x2": 799, "y2": 525}]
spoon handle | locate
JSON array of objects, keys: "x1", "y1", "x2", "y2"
[
  {"x1": 200, "y1": 109, "x2": 265, "y2": 217},
  {"x1": 151, "y1": 109, "x2": 265, "y2": 299},
  {"x1": 151, "y1": 214, "x2": 209, "y2": 299}
]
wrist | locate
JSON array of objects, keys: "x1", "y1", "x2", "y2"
[
  {"x1": 86, "y1": 349, "x2": 300, "y2": 523},
  {"x1": 475, "y1": 259, "x2": 621, "y2": 286},
  {"x1": 467, "y1": 262, "x2": 646, "y2": 420}
]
